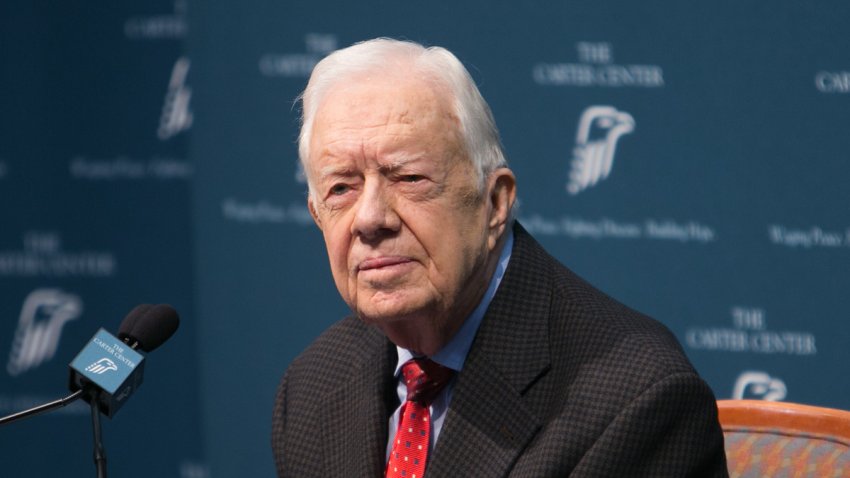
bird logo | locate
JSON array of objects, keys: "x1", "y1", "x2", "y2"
[
  {"x1": 158, "y1": 56, "x2": 193, "y2": 140},
  {"x1": 567, "y1": 106, "x2": 635, "y2": 195},
  {"x1": 6, "y1": 289, "x2": 83, "y2": 376},
  {"x1": 732, "y1": 371, "x2": 787, "y2": 401},
  {"x1": 85, "y1": 358, "x2": 119, "y2": 375}
]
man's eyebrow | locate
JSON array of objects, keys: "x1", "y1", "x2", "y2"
[
  {"x1": 318, "y1": 155, "x2": 425, "y2": 180},
  {"x1": 318, "y1": 164, "x2": 356, "y2": 180},
  {"x1": 379, "y1": 155, "x2": 424, "y2": 172}
]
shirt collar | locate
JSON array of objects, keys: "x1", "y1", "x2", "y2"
[{"x1": 395, "y1": 229, "x2": 514, "y2": 375}]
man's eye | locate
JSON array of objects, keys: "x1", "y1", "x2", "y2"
[
  {"x1": 329, "y1": 184, "x2": 350, "y2": 195},
  {"x1": 401, "y1": 175, "x2": 424, "y2": 183}
]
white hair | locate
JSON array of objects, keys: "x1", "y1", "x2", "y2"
[{"x1": 297, "y1": 38, "x2": 508, "y2": 196}]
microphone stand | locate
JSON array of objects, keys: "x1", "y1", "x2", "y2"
[
  {"x1": 88, "y1": 389, "x2": 108, "y2": 478},
  {"x1": 0, "y1": 389, "x2": 84, "y2": 425}
]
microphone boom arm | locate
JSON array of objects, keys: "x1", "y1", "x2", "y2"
[{"x1": 0, "y1": 389, "x2": 85, "y2": 426}]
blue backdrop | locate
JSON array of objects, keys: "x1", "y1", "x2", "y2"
[{"x1": 2, "y1": 2, "x2": 849, "y2": 477}]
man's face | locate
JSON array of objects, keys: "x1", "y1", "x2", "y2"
[{"x1": 305, "y1": 74, "x2": 508, "y2": 350}]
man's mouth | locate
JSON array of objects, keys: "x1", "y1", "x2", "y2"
[{"x1": 358, "y1": 256, "x2": 413, "y2": 271}]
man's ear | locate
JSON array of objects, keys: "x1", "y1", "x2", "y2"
[
  {"x1": 307, "y1": 196, "x2": 322, "y2": 230},
  {"x1": 487, "y1": 167, "x2": 516, "y2": 243}
]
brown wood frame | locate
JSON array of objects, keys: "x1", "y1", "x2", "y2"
[{"x1": 718, "y1": 399, "x2": 850, "y2": 441}]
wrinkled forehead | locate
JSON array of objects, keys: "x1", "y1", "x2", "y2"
[
  {"x1": 323, "y1": 75, "x2": 451, "y2": 119},
  {"x1": 305, "y1": 51, "x2": 435, "y2": 108},
  {"x1": 309, "y1": 74, "x2": 462, "y2": 153}
]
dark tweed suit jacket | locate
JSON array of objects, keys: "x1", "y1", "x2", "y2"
[{"x1": 272, "y1": 224, "x2": 728, "y2": 477}]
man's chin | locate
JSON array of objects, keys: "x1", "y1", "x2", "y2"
[
  {"x1": 355, "y1": 308, "x2": 421, "y2": 326},
  {"x1": 354, "y1": 300, "x2": 435, "y2": 329},
  {"x1": 353, "y1": 288, "x2": 428, "y2": 319}
]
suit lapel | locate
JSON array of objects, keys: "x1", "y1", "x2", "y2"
[
  {"x1": 428, "y1": 225, "x2": 552, "y2": 477},
  {"x1": 321, "y1": 327, "x2": 397, "y2": 476}
]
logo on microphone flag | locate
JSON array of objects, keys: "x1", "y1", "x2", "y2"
[{"x1": 85, "y1": 358, "x2": 118, "y2": 375}]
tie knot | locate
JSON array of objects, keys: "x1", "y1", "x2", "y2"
[{"x1": 401, "y1": 358, "x2": 454, "y2": 405}]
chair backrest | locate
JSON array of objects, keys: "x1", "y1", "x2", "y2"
[{"x1": 718, "y1": 399, "x2": 850, "y2": 477}]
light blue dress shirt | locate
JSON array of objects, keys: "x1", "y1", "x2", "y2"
[{"x1": 386, "y1": 231, "x2": 514, "y2": 460}]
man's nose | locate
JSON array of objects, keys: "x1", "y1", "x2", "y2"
[{"x1": 351, "y1": 181, "x2": 401, "y2": 240}]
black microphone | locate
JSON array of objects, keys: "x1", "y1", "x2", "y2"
[
  {"x1": 68, "y1": 304, "x2": 180, "y2": 418},
  {"x1": 118, "y1": 304, "x2": 180, "y2": 352}
]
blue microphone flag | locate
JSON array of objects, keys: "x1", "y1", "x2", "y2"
[{"x1": 69, "y1": 328, "x2": 145, "y2": 417}]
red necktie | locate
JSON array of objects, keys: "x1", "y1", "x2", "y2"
[{"x1": 386, "y1": 358, "x2": 454, "y2": 478}]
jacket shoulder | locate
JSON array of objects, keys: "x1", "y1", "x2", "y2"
[
  {"x1": 511, "y1": 223, "x2": 701, "y2": 397},
  {"x1": 285, "y1": 316, "x2": 385, "y2": 389}
]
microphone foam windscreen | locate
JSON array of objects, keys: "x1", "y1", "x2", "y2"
[
  {"x1": 118, "y1": 304, "x2": 154, "y2": 342},
  {"x1": 121, "y1": 304, "x2": 180, "y2": 352}
]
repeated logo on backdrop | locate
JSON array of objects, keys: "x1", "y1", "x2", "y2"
[
  {"x1": 567, "y1": 106, "x2": 635, "y2": 195},
  {"x1": 158, "y1": 57, "x2": 193, "y2": 141},
  {"x1": 733, "y1": 371, "x2": 788, "y2": 401},
  {"x1": 6, "y1": 289, "x2": 83, "y2": 377},
  {"x1": 815, "y1": 70, "x2": 850, "y2": 93}
]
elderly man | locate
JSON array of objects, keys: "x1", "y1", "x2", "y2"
[{"x1": 272, "y1": 38, "x2": 727, "y2": 477}]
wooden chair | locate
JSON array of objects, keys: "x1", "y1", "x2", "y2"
[{"x1": 718, "y1": 400, "x2": 850, "y2": 477}]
